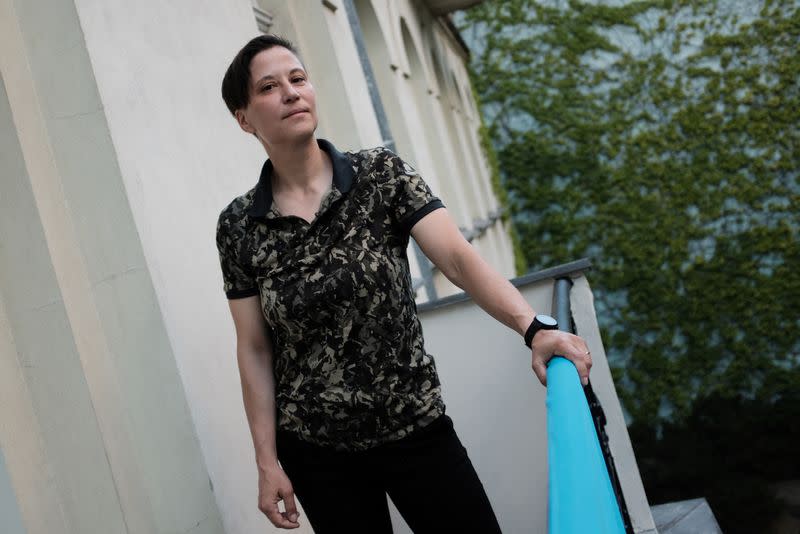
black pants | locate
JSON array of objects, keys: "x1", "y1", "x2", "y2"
[{"x1": 276, "y1": 414, "x2": 502, "y2": 534}]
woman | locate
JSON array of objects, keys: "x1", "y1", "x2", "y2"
[{"x1": 216, "y1": 35, "x2": 592, "y2": 533}]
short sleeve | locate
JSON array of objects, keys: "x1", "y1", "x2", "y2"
[
  {"x1": 381, "y1": 150, "x2": 445, "y2": 235},
  {"x1": 215, "y1": 211, "x2": 259, "y2": 300}
]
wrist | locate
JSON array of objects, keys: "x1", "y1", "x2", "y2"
[
  {"x1": 524, "y1": 314, "x2": 559, "y2": 348},
  {"x1": 256, "y1": 456, "x2": 281, "y2": 473},
  {"x1": 515, "y1": 312, "x2": 537, "y2": 337},
  {"x1": 255, "y1": 446, "x2": 280, "y2": 472}
]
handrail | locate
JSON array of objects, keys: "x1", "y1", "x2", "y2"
[{"x1": 547, "y1": 277, "x2": 627, "y2": 533}]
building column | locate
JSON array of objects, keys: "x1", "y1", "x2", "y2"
[{"x1": 0, "y1": 1, "x2": 223, "y2": 532}]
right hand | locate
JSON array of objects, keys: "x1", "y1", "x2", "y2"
[
  {"x1": 258, "y1": 463, "x2": 300, "y2": 529},
  {"x1": 530, "y1": 329, "x2": 592, "y2": 387}
]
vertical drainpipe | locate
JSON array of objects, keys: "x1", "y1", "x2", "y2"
[
  {"x1": 554, "y1": 277, "x2": 574, "y2": 332},
  {"x1": 342, "y1": 0, "x2": 438, "y2": 301}
]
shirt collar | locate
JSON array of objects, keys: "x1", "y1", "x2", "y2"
[{"x1": 246, "y1": 138, "x2": 355, "y2": 220}]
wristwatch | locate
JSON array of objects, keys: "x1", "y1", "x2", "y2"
[{"x1": 524, "y1": 314, "x2": 558, "y2": 348}]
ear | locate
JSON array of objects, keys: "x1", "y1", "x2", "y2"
[{"x1": 235, "y1": 109, "x2": 256, "y2": 135}]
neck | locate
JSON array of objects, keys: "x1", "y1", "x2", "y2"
[{"x1": 264, "y1": 136, "x2": 330, "y2": 194}]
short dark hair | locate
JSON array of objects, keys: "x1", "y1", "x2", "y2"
[{"x1": 221, "y1": 34, "x2": 299, "y2": 115}]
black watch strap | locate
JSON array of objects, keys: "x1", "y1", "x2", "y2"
[{"x1": 524, "y1": 314, "x2": 559, "y2": 348}]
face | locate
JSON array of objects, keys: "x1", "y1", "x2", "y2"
[{"x1": 235, "y1": 46, "x2": 318, "y2": 147}]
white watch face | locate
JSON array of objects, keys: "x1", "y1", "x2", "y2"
[{"x1": 536, "y1": 314, "x2": 557, "y2": 327}]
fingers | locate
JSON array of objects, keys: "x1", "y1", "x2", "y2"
[
  {"x1": 532, "y1": 358, "x2": 548, "y2": 386},
  {"x1": 567, "y1": 337, "x2": 592, "y2": 386},
  {"x1": 563, "y1": 334, "x2": 592, "y2": 386},
  {"x1": 263, "y1": 504, "x2": 299, "y2": 529},
  {"x1": 531, "y1": 331, "x2": 593, "y2": 386},
  {"x1": 282, "y1": 489, "x2": 300, "y2": 525},
  {"x1": 260, "y1": 501, "x2": 288, "y2": 529},
  {"x1": 572, "y1": 356, "x2": 590, "y2": 386},
  {"x1": 260, "y1": 488, "x2": 300, "y2": 529}
]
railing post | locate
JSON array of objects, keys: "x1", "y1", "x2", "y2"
[{"x1": 547, "y1": 277, "x2": 626, "y2": 534}]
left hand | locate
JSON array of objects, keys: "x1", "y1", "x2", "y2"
[{"x1": 530, "y1": 329, "x2": 592, "y2": 387}]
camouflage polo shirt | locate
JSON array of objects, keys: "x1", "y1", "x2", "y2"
[{"x1": 216, "y1": 139, "x2": 446, "y2": 451}]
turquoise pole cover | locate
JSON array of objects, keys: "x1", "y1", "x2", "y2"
[{"x1": 547, "y1": 357, "x2": 626, "y2": 534}]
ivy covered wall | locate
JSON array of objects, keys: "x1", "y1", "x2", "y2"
[{"x1": 457, "y1": 1, "x2": 800, "y2": 532}]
